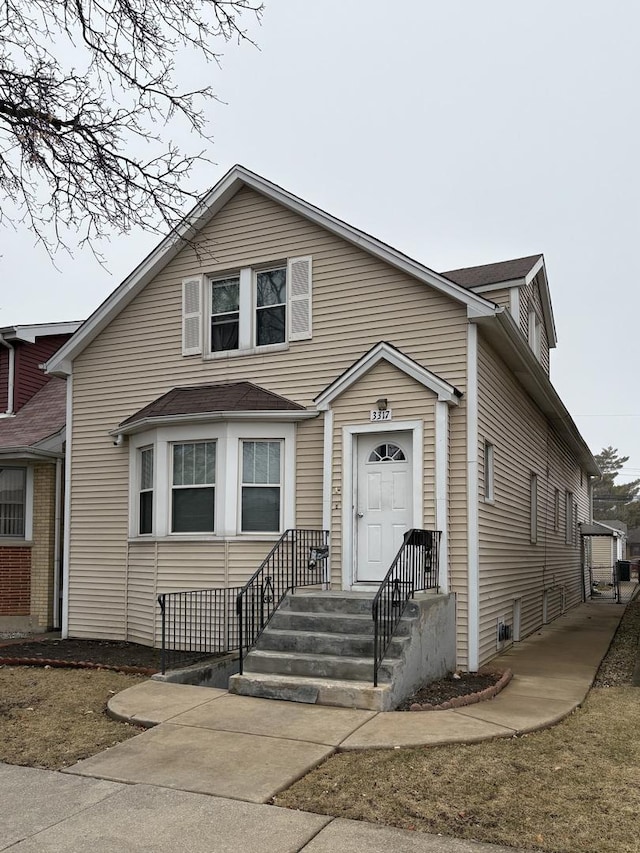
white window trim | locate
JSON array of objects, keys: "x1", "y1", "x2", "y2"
[
  {"x1": 129, "y1": 421, "x2": 295, "y2": 539},
  {"x1": 137, "y1": 446, "x2": 155, "y2": 536},
  {"x1": 0, "y1": 465, "x2": 33, "y2": 542},
  {"x1": 484, "y1": 441, "x2": 494, "y2": 503}
]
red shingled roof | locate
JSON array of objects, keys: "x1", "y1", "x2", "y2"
[
  {"x1": 120, "y1": 381, "x2": 305, "y2": 427},
  {"x1": 0, "y1": 377, "x2": 66, "y2": 449}
]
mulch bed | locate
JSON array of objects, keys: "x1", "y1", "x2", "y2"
[{"x1": 396, "y1": 668, "x2": 511, "y2": 710}]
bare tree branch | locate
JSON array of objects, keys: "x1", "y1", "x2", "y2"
[{"x1": 0, "y1": 0, "x2": 263, "y2": 257}]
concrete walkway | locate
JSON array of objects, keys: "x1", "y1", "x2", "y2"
[
  {"x1": 61, "y1": 602, "x2": 623, "y2": 806},
  {"x1": 1, "y1": 602, "x2": 625, "y2": 852}
]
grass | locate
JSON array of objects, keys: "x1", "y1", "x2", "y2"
[
  {"x1": 0, "y1": 666, "x2": 144, "y2": 769},
  {"x1": 275, "y1": 601, "x2": 640, "y2": 853}
]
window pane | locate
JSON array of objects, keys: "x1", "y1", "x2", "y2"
[
  {"x1": 211, "y1": 278, "x2": 239, "y2": 313},
  {"x1": 211, "y1": 317, "x2": 239, "y2": 352},
  {"x1": 243, "y1": 441, "x2": 280, "y2": 485},
  {"x1": 172, "y1": 488, "x2": 215, "y2": 532},
  {"x1": 173, "y1": 443, "x2": 215, "y2": 486},
  {"x1": 0, "y1": 468, "x2": 26, "y2": 537},
  {"x1": 256, "y1": 269, "x2": 286, "y2": 306},
  {"x1": 256, "y1": 305, "x2": 286, "y2": 346},
  {"x1": 242, "y1": 486, "x2": 280, "y2": 532},
  {"x1": 140, "y1": 448, "x2": 153, "y2": 490},
  {"x1": 139, "y1": 491, "x2": 153, "y2": 535}
]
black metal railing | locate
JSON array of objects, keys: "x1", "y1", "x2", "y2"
[
  {"x1": 237, "y1": 528, "x2": 329, "y2": 674},
  {"x1": 372, "y1": 529, "x2": 440, "y2": 686},
  {"x1": 158, "y1": 586, "x2": 242, "y2": 674}
]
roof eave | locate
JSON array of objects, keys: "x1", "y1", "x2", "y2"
[
  {"x1": 472, "y1": 309, "x2": 598, "y2": 476},
  {"x1": 112, "y1": 408, "x2": 319, "y2": 437}
]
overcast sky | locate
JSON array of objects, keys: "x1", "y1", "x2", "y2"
[{"x1": 2, "y1": 1, "x2": 639, "y2": 484}]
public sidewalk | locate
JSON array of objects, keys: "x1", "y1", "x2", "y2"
[{"x1": 0, "y1": 602, "x2": 624, "y2": 853}]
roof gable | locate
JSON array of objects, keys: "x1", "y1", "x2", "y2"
[
  {"x1": 46, "y1": 166, "x2": 497, "y2": 376},
  {"x1": 315, "y1": 341, "x2": 461, "y2": 410}
]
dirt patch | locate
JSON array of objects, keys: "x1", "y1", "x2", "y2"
[{"x1": 0, "y1": 666, "x2": 145, "y2": 769}]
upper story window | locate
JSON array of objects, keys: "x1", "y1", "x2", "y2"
[
  {"x1": 182, "y1": 257, "x2": 312, "y2": 358},
  {"x1": 256, "y1": 268, "x2": 286, "y2": 346},
  {"x1": 0, "y1": 467, "x2": 26, "y2": 537},
  {"x1": 211, "y1": 277, "x2": 240, "y2": 352}
]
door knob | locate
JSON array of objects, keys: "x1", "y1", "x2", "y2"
[{"x1": 356, "y1": 512, "x2": 364, "y2": 518}]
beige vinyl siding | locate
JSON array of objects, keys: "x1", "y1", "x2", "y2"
[
  {"x1": 484, "y1": 289, "x2": 510, "y2": 311},
  {"x1": 477, "y1": 336, "x2": 588, "y2": 665},
  {"x1": 67, "y1": 185, "x2": 469, "y2": 642},
  {"x1": 519, "y1": 275, "x2": 550, "y2": 374},
  {"x1": 327, "y1": 360, "x2": 438, "y2": 587}
]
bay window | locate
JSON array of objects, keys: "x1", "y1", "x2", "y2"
[{"x1": 138, "y1": 447, "x2": 154, "y2": 535}]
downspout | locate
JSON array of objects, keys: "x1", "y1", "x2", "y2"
[
  {"x1": 0, "y1": 334, "x2": 15, "y2": 414},
  {"x1": 53, "y1": 457, "x2": 63, "y2": 630}
]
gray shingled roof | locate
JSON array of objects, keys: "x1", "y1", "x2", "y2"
[
  {"x1": 120, "y1": 382, "x2": 305, "y2": 427},
  {"x1": 442, "y1": 255, "x2": 542, "y2": 289},
  {"x1": 0, "y1": 377, "x2": 66, "y2": 449}
]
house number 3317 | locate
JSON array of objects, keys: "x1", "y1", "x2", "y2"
[{"x1": 370, "y1": 409, "x2": 393, "y2": 421}]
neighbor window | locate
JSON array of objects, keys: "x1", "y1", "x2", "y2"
[
  {"x1": 484, "y1": 442, "x2": 494, "y2": 502},
  {"x1": 0, "y1": 467, "x2": 26, "y2": 537},
  {"x1": 554, "y1": 488, "x2": 560, "y2": 532},
  {"x1": 210, "y1": 276, "x2": 240, "y2": 352},
  {"x1": 138, "y1": 447, "x2": 154, "y2": 535},
  {"x1": 530, "y1": 473, "x2": 538, "y2": 544},
  {"x1": 241, "y1": 440, "x2": 282, "y2": 532},
  {"x1": 171, "y1": 442, "x2": 216, "y2": 532}
]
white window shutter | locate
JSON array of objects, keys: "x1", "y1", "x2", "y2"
[
  {"x1": 182, "y1": 276, "x2": 202, "y2": 356},
  {"x1": 288, "y1": 256, "x2": 312, "y2": 341}
]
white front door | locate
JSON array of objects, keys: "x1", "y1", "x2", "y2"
[{"x1": 355, "y1": 432, "x2": 412, "y2": 583}]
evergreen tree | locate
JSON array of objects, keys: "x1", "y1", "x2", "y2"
[{"x1": 593, "y1": 447, "x2": 640, "y2": 525}]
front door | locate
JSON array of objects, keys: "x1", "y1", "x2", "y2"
[{"x1": 355, "y1": 432, "x2": 412, "y2": 583}]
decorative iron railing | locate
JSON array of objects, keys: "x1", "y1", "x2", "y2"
[
  {"x1": 372, "y1": 529, "x2": 440, "y2": 687},
  {"x1": 236, "y1": 528, "x2": 329, "y2": 674},
  {"x1": 158, "y1": 586, "x2": 242, "y2": 674}
]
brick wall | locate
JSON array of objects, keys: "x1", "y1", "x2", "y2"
[{"x1": 0, "y1": 547, "x2": 31, "y2": 614}]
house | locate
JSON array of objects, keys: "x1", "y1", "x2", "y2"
[
  {"x1": 0, "y1": 322, "x2": 80, "y2": 632},
  {"x1": 45, "y1": 165, "x2": 597, "y2": 683},
  {"x1": 626, "y1": 528, "x2": 640, "y2": 561}
]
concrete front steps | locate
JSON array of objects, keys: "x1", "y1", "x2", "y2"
[{"x1": 228, "y1": 590, "x2": 417, "y2": 711}]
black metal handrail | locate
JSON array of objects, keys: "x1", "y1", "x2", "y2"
[
  {"x1": 236, "y1": 528, "x2": 329, "y2": 674},
  {"x1": 372, "y1": 529, "x2": 441, "y2": 687},
  {"x1": 158, "y1": 586, "x2": 242, "y2": 674}
]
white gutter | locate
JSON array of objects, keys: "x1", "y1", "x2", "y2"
[
  {"x1": 110, "y1": 408, "x2": 320, "y2": 438},
  {"x1": 0, "y1": 334, "x2": 15, "y2": 415}
]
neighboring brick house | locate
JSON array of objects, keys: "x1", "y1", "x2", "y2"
[{"x1": 0, "y1": 323, "x2": 80, "y2": 632}]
